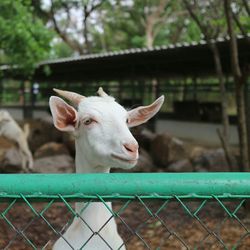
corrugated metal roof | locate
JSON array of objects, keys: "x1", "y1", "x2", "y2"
[
  {"x1": 38, "y1": 35, "x2": 247, "y2": 66},
  {"x1": 1, "y1": 35, "x2": 249, "y2": 82}
]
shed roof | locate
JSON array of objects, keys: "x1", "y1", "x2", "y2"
[{"x1": 3, "y1": 36, "x2": 250, "y2": 82}]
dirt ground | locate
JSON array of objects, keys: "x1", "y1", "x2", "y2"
[{"x1": 0, "y1": 199, "x2": 250, "y2": 250}]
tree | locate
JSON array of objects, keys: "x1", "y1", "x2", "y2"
[
  {"x1": 33, "y1": 0, "x2": 104, "y2": 55},
  {"x1": 103, "y1": 0, "x2": 189, "y2": 49},
  {"x1": 224, "y1": 0, "x2": 250, "y2": 171},
  {"x1": 183, "y1": 0, "x2": 233, "y2": 169},
  {"x1": 131, "y1": 0, "x2": 175, "y2": 48},
  {"x1": 228, "y1": 0, "x2": 250, "y2": 164},
  {"x1": 33, "y1": 0, "x2": 195, "y2": 55},
  {"x1": 229, "y1": 0, "x2": 250, "y2": 41},
  {"x1": 0, "y1": 0, "x2": 52, "y2": 75},
  {"x1": 183, "y1": 0, "x2": 250, "y2": 171}
]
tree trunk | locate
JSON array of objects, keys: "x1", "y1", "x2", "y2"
[
  {"x1": 50, "y1": 1, "x2": 84, "y2": 55},
  {"x1": 183, "y1": 0, "x2": 232, "y2": 168},
  {"x1": 144, "y1": 0, "x2": 169, "y2": 49},
  {"x1": 210, "y1": 43, "x2": 233, "y2": 169},
  {"x1": 236, "y1": 83, "x2": 249, "y2": 171},
  {"x1": 83, "y1": 17, "x2": 91, "y2": 54},
  {"x1": 145, "y1": 20, "x2": 154, "y2": 49},
  {"x1": 245, "y1": 76, "x2": 250, "y2": 161},
  {"x1": 224, "y1": 0, "x2": 250, "y2": 171}
]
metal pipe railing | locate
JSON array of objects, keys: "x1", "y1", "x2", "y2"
[
  {"x1": 1, "y1": 173, "x2": 250, "y2": 249},
  {"x1": 0, "y1": 173, "x2": 250, "y2": 201}
]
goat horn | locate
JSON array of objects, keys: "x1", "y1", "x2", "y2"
[
  {"x1": 97, "y1": 87, "x2": 108, "y2": 97},
  {"x1": 53, "y1": 88, "x2": 85, "y2": 106}
]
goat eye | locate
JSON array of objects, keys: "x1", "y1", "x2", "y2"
[{"x1": 84, "y1": 118, "x2": 93, "y2": 125}]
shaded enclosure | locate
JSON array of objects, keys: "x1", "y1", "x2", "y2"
[{"x1": 1, "y1": 37, "x2": 249, "y2": 123}]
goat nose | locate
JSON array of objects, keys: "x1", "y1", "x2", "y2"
[{"x1": 123, "y1": 142, "x2": 139, "y2": 154}]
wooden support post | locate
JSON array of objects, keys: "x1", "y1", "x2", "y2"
[{"x1": 24, "y1": 81, "x2": 33, "y2": 118}]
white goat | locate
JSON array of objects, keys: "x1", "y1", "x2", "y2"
[
  {"x1": 0, "y1": 110, "x2": 33, "y2": 171},
  {"x1": 49, "y1": 88, "x2": 164, "y2": 250}
]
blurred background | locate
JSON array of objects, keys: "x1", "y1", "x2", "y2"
[{"x1": 0, "y1": 0, "x2": 250, "y2": 173}]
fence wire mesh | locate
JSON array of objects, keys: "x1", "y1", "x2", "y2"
[{"x1": 0, "y1": 173, "x2": 250, "y2": 250}]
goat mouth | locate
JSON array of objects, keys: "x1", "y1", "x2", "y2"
[{"x1": 111, "y1": 154, "x2": 138, "y2": 164}]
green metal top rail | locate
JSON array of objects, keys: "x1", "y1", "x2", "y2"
[{"x1": 0, "y1": 173, "x2": 250, "y2": 201}]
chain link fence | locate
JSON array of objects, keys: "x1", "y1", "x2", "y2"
[{"x1": 0, "y1": 173, "x2": 250, "y2": 249}]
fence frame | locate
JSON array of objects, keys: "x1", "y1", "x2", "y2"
[
  {"x1": 1, "y1": 173, "x2": 250, "y2": 249},
  {"x1": 0, "y1": 173, "x2": 250, "y2": 201}
]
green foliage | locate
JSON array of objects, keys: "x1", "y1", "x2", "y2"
[
  {"x1": 182, "y1": 0, "x2": 250, "y2": 40},
  {"x1": 87, "y1": 1, "x2": 144, "y2": 52},
  {"x1": 0, "y1": 0, "x2": 53, "y2": 75},
  {"x1": 50, "y1": 42, "x2": 74, "y2": 58},
  {"x1": 90, "y1": 0, "x2": 188, "y2": 50},
  {"x1": 1, "y1": 0, "x2": 249, "y2": 71},
  {"x1": 38, "y1": 0, "x2": 202, "y2": 54}
]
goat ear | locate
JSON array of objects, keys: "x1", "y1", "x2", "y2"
[
  {"x1": 128, "y1": 95, "x2": 164, "y2": 127},
  {"x1": 49, "y1": 96, "x2": 78, "y2": 132}
]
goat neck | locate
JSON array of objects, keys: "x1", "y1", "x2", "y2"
[{"x1": 75, "y1": 139, "x2": 110, "y2": 173}]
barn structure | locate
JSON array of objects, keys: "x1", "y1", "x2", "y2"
[{"x1": 0, "y1": 37, "x2": 249, "y2": 144}]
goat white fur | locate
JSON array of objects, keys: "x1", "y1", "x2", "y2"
[
  {"x1": 49, "y1": 88, "x2": 164, "y2": 250},
  {"x1": 0, "y1": 110, "x2": 33, "y2": 171}
]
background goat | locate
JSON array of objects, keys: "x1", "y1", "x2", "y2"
[{"x1": 0, "y1": 110, "x2": 33, "y2": 171}]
